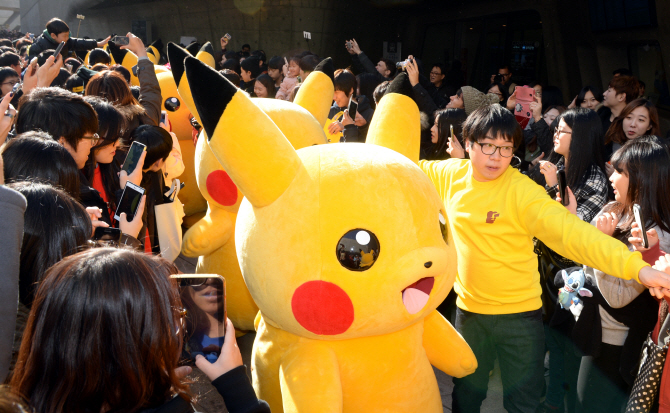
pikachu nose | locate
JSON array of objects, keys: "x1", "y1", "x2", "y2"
[{"x1": 424, "y1": 261, "x2": 433, "y2": 268}]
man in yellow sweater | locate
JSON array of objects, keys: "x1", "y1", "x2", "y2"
[{"x1": 419, "y1": 105, "x2": 670, "y2": 413}]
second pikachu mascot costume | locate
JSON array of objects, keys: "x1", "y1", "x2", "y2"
[
  {"x1": 169, "y1": 43, "x2": 333, "y2": 332},
  {"x1": 183, "y1": 55, "x2": 477, "y2": 412}
]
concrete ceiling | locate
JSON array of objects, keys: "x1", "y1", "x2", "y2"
[{"x1": 0, "y1": 0, "x2": 20, "y2": 30}]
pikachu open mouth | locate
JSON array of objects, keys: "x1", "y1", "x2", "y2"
[{"x1": 402, "y1": 277, "x2": 435, "y2": 314}]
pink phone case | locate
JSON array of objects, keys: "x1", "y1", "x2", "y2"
[{"x1": 514, "y1": 86, "x2": 536, "y2": 119}]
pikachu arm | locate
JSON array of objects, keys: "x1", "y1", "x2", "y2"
[
  {"x1": 279, "y1": 343, "x2": 343, "y2": 413},
  {"x1": 422, "y1": 310, "x2": 477, "y2": 378},
  {"x1": 181, "y1": 205, "x2": 233, "y2": 257}
]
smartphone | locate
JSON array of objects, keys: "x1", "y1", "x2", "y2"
[
  {"x1": 170, "y1": 274, "x2": 226, "y2": 364},
  {"x1": 53, "y1": 41, "x2": 65, "y2": 58},
  {"x1": 92, "y1": 227, "x2": 122, "y2": 243},
  {"x1": 114, "y1": 182, "x2": 145, "y2": 222},
  {"x1": 223, "y1": 33, "x2": 232, "y2": 41},
  {"x1": 450, "y1": 124, "x2": 455, "y2": 141},
  {"x1": 557, "y1": 169, "x2": 568, "y2": 206},
  {"x1": 29, "y1": 33, "x2": 34, "y2": 40},
  {"x1": 11, "y1": 82, "x2": 21, "y2": 96},
  {"x1": 514, "y1": 86, "x2": 536, "y2": 119},
  {"x1": 347, "y1": 95, "x2": 358, "y2": 120},
  {"x1": 633, "y1": 203, "x2": 649, "y2": 249},
  {"x1": 112, "y1": 36, "x2": 130, "y2": 46},
  {"x1": 121, "y1": 141, "x2": 146, "y2": 174},
  {"x1": 160, "y1": 110, "x2": 168, "y2": 126}
]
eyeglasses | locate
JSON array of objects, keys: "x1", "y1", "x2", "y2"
[
  {"x1": 82, "y1": 133, "x2": 100, "y2": 146},
  {"x1": 474, "y1": 141, "x2": 514, "y2": 157},
  {"x1": 498, "y1": 72, "x2": 511, "y2": 77},
  {"x1": 429, "y1": 71, "x2": 442, "y2": 76},
  {"x1": 554, "y1": 128, "x2": 572, "y2": 135},
  {"x1": 1, "y1": 81, "x2": 17, "y2": 86}
]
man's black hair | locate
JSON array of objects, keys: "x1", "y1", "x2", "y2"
[
  {"x1": 0, "y1": 38, "x2": 12, "y2": 48},
  {"x1": 334, "y1": 69, "x2": 357, "y2": 97},
  {"x1": 46, "y1": 18, "x2": 70, "y2": 36},
  {"x1": 462, "y1": 104, "x2": 522, "y2": 149},
  {"x1": 0, "y1": 52, "x2": 20, "y2": 68},
  {"x1": 498, "y1": 64, "x2": 512, "y2": 72},
  {"x1": 221, "y1": 58, "x2": 241, "y2": 75},
  {"x1": 224, "y1": 51, "x2": 239, "y2": 61},
  {"x1": 250, "y1": 50, "x2": 266, "y2": 63},
  {"x1": 380, "y1": 58, "x2": 397, "y2": 78},
  {"x1": 432, "y1": 63, "x2": 446, "y2": 74},
  {"x1": 37, "y1": 50, "x2": 55, "y2": 66},
  {"x1": 267, "y1": 56, "x2": 284, "y2": 70},
  {"x1": 299, "y1": 54, "x2": 320, "y2": 73},
  {"x1": 240, "y1": 56, "x2": 262, "y2": 79},
  {"x1": 613, "y1": 68, "x2": 634, "y2": 77},
  {"x1": 241, "y1": 44, "x2": 250, "y2": 50},
  {"x1": 220, "y1": 69, "x2": 241, "y2": 86},
  {"x1": 16, "y1": 87, "x2": 98, "y2": 150},
  {"x1": 130, "y1": 125, "x2": 173, "y2": 167},
  {"x1": 88, "y1": 48, "x2": 111, "y2": 66}
]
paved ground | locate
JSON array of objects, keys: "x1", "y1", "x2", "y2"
[{"x1": 175, "y1": 253, "x2": 507, "y2": 412}]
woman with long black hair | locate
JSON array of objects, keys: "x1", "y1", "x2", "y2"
[{"x1": 425, "y1": 108, "x2": 467, "y2": 160}]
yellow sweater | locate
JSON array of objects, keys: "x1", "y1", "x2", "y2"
[{"x1": 419, "y1": 159, "x2": 649, "y2": 315}]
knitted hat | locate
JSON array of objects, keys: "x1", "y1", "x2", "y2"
[{"x1": 461, "y1": 86, "x2": 500, "y2": 116}]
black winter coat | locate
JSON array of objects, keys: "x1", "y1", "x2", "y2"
[{"x1": 27, "y1": 29, "x2": 97, "y2": 60}]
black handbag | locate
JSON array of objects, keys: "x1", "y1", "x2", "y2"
[
  {"x1": 534, "y1": 238, "x2": 579, "y2": 321},
  {"x1": 625, "y1": 300, "x2": 669, "y2": 413}
]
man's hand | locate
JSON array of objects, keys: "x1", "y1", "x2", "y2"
[
  {"x1": 353, "y1": 111, "x2": 366, "y2": 127},
  {"x1": 639, "y1": 264, "x2": 670, "y2": 299},
  {"x1": 595, "y1": 212, "x2": 619, "y2": 236},
  {"x1": 342, "y1": 110, "x2": 355, "y2": 126},
  {"x1": 195, "y1": 319, "x2": 243, "y2": 381},
  {"x1": 120, "y1": 33, "x2": 147, "y2": 59},
  {"x1": 119, "y1": 150, "x2": 146, "y2": 189},
  {"x1": 447, "y1": 136, "x2": 465, "y2": 159},
  {"x1": 568, "y1": 95, "x2": 578, "y2": 109},
  {"x1": 539, "y1": 161, "x2": 558, "y2": 187},
  {"x1": 328, "y1": 121, "x2": 344, "y2": 134},
  {"x1": 97, "y1": 35, "x2": 111, "y2": 48},
  {"x1": 0, "y1": 91, "x2": 16, "y2": 146},
  {"x1": 349, "y1": 39, "x2": 362, "y2": 55},
  {"x1": 406, "y1": 55, "x2": 420, "y2": 87},
  {"x1": 119, "y1": 195, "x2": 146, "y2": 239},
  {"x1": 630, "y1": 222, "x2": 659, "y2": 252}
]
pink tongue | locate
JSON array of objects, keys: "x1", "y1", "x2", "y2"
[{"x1": 402, "y1": 277, "x2": 434, "y2": 314}]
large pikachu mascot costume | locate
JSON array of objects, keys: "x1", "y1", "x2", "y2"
[
  {"x1": 169, "y1": 43, "x2": 332, "y2": 332},
  {"x1": 182, "y1": 53, "x2": 477, "y2": 412}
]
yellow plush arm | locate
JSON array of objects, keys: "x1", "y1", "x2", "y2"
[
  {"x1": 423, "y1": 310, "x2": 477, "y2": 378},
  {"x1": 181, "y1": 206, "x2": 233, "y2": 257},
  {"x1": 279, "y1": 344, "x2": 343, "y2": 413}
]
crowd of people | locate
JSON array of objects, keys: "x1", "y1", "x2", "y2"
[{"x1": 0, "y1": 14, "x2": 669, "y2": 413}]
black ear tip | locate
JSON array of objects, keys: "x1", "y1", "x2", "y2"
[
  {"x1": 185, "y1": 42, "x2": 199, "y2": 55},
  {"x1": 200, "y1": 42, "x2": 214, "y2": 55},
  {"x1": 107, "y1": 42, "x2": 127, "y2": 64},
  {"x1": 386, "y1": 72, "x2": 413, "y2": 98},
  {"x1": 184, "y1": 56, "x2": 238, "y2": 141},
  {"x1": 168, "y1": 42, "x2": 189, "y2": 84},
  {"x1": 314, "y1": 57, "x2": 334, "y2": 82},
  {"x1": 152, "y1": 38, "x2": 164, "y2": 51}
]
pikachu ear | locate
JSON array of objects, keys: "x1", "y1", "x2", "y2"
[
  {"x1": 365, "y1": 72, "x2": 420, "y2": 164},
  {"x1": 294, "y1": 57, "x2": 335, "y2": 127},
  {"x1": 196, "y1": 42, "x2": 216, "y2": 68},
  {"x1": 168, "y1": 42, "x2": 201, "y2": 124},
  {"x1": 185, "y1": 42, "x2": 199, "y2": 56},
  {"x1": 184, "y1": 56, "x2": 302, "y2": 208},
  {"x1": 107, "y1": 41, "x2": 128, "y2": 66}
]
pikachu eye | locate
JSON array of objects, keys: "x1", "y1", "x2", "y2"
[
  {"x1": 164, "y1": 97, "x2": 181, "y2": 112},
  {"x1": 439, "y1": 211, "x2": 448, "y2": 244},
  {"x1": 336, "y1": 229, "x2": 380, "y2": 271}
]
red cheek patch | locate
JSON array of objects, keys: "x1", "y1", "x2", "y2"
[
  {"x1": 206, "y1": 170, "x2": 238, "y2": 206},
  {"x1": 291, "y1": 281, "x2": 354, "y2": 335}
]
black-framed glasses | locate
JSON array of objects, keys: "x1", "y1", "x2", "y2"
[
  {"x1": 554, "y1": 128, "x2": 572, "y2": 135},
  {"x1": 429, "y1": 71, "x2": 442, "y2": 76},
  {"x1": 474, "y1": 141, "x2": 514, "y2": 157},
  {"x1": 82, "y1": 133, "x2": 100, "y2": 146}
]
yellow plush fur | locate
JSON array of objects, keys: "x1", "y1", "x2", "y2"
[{"x1": 184, "y1": 56, "x2": 476, "y2": 412}]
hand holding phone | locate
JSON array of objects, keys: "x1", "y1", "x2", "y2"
[
  {"x1": 121, "y1": 141, "x2": 147, "y2": 175},
  {"x1": 347, "y1": 95, "x2": 358, "y2": 121},
  {"x1": 53, "y1": 41, "x2": 65, "y2": 60},
  {"x1": 111, "y1": 35, "x2": 130, "y2": 46},
  {"x1": 557, "y1": 170, "x2": 568, "y2": 206},
  {"x1": 114, "y1": 182, "x2": 145, "y2": 223},
  {"x1": 119, "y1": 143, "x2": 147, "y2": 189},
  {"x1": 92, "y1": 227, "x2": 122, "y2": 243},
  {"x1": 118, "y1": 194, "x2": 146, "y2": 239},
  {"x1": 633, "y1": 204, "x2": 649, "y2": 249},
  {"x1": 514, "y1": 86, "x2": 536, "y2": 119}
]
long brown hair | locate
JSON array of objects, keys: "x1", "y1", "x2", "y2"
[
  {"x1": 85, "y1": 70, "x2": 145, "y2": 117},
  {"x1": 605, "y1": 98, "x2": 660, "y2": 145},
  {"x1": 11, "y1": 248, "x2": 190, "y2": 413}
]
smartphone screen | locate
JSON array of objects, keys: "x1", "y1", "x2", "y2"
[
  {"x1": 224, "y1": 33, "x2": 232, "y2": 41},
  {"x1": 121, "y1": 141, "x2": 146, "y2": 174},
  {"x1": 633, "y1": 204, "x2": 649, "y2": 248},
  {"x1": 112, "y1": 36, "x2": 130, "y2": 46},
  {"x1": 557, "y1": 170, "x2": 568, "y2": 206},
  {"x1": 92, "y1": 227, "x2": 122, "y2": 242},
  {"x1": 114, "y1": 182, "x2": 145, "y2": 221},
  {"x1": 53, "y1": 41, "x2": 65, "y2": 58},
  {"x1": 348, "y1": 96, "x2": 358, "y2": 120},
  {"x1": 170, "y1": 274, "x2": 226, "y2": 364}
]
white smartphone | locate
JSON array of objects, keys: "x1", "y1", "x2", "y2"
[
  {"x1": 160, "y1": 110, "x2": 168, "y2": 126},
  {"x1": 121, "y1": 141, "x2": 146, "y2": 174},
  {"x1": 114, "y1": 182, "x2": 145, "y2": 222},
  {"x1": 633, "y1": 203, "x2": 649, "y2": 249}
]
